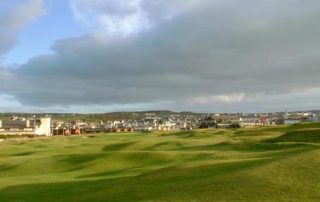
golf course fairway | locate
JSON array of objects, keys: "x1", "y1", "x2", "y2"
[{"x1": 0, "y1": 123, "x2": 319, "y2": 201}]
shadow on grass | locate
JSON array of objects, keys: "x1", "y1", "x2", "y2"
[
  {"x1": 77, "y1": 169, "x2": 128, "y2": 179},
  {"x1": 175, "y1": 140, "x2": 318, "y2": 153},
  {"x1": 266, "y1": 129, "x2": 320, "y2": 143},
  {"x1": 11, "y1": 151, "x2": 35, "y2": 156},
  {"x1": 0, "y1": 164, "x2": 19, "y2": 172},
  {"x1": 101, "y1": 142, "x2": 136, "y2": 152},
  {"x1": 76, "y1": 166, "x2": 144, "y2": 179},
  {"x1": 143, "y1": 141, "x2": 184, "y2": 151},
  {"x1": 57, "y1": 153, "x2": 107, "y2": 165},
  {"x1": 63, "y1": 166, "x2": 88, "y2": 172},
  {"x1": 143, "y1": 141, "x2": 170, "y2": 151}
]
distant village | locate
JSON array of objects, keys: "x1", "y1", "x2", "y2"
[{"x1": 0, "y1": 110, "x2": 319, "y2": 137}]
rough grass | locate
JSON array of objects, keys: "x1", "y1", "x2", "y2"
[
  {"x1": 268, "y1": 129, "x2": 320, "y2": 143},
  {"x1": 0, "y1": 123, "x2": 320, "y2": 201}
]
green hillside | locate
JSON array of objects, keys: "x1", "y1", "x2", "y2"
[{"x1": 0, "y1": 123, "x2": 319, "y2": 201}]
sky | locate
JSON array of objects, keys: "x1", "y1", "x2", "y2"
[{"x1": 0, "y1": 0, "x2": 320, "y2": 113}]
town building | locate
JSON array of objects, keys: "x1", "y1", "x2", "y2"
[
  {"x1": 0, "y1": 118, "x2": 52, "y2": 136},
  {"x1": 284, "y1": 119, "x2": 301, "y2": 125}
]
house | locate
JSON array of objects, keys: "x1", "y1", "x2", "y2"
[
  {"x1": 158, "y1": 120, "x2": 177, "y2": 131},
  {"x1": 199, "y1": 116, "x2": 216, "y2": 128},
  {"x1": 240, "y1": 117, "x2": 265, "y2": 127},
  {"x1": 309, "y1": 114, "x2": 319, "y2": 122}
]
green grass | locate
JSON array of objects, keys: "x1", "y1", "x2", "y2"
[{"x1": 0, "y1": 123, "x2": 320, "y2": 201}]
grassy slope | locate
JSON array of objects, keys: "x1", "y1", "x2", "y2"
[{"x1": 0, "y1": 123, "x2": 319, "y2": 201}]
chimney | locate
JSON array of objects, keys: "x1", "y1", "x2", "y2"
[
  {"x1": 26, "y1": 120, "x2": 30, "y2": 128},
  {"x1": 0, "y1": 120, "x2": 2, "y2": 128}
]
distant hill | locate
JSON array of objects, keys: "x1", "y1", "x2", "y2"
[{"x1": 0, "y1": 110, "x2": 204, "y2": 122}]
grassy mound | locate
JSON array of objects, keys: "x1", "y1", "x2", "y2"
[{"x1": 269, "y1": 129, "x2": 320, "y2": 143}]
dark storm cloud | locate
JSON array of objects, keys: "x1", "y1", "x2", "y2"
[{"x1": 2, "y1": 0, "x2": 320, "y2": 110}]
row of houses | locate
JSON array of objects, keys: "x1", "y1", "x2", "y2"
[
  {"x1": 64, "y1": 114, "x2": 196, "y2": 132},
  {"x1": 199, "y1": 112, "x2": 319, "y2": 128},
  {"x1": 1, "y1": 111, "x2": 319, "y2": 136}
]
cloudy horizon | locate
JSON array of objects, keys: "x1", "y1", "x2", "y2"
[{"x1": 1, "y1": 0, "x2": 320, "y2": 113}]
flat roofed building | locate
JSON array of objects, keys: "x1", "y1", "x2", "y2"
[{"x1": 0, "y1": 119, "x2": 34, "y2": 135}]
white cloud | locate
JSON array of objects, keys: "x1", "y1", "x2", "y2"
[
  {"x1": 70, "y1": 0, "x2": 146, "y2": 35},
  {"x1": 69, "y1": 0, "x2": 204, "y2": 35},
  {"x1": 0, "y1": 0, "x2": 46, "y2": 56},
  {"x1": 190, "y1": 93, "x2": 246, "y2": 105}
]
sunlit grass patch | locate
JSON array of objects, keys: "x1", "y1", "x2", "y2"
[{"x1": 0, "y1": 123, "x2": 319, "y2": 201}]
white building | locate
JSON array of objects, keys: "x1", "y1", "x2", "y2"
[{"x1": 35, "y1": 118, "x2": 52, "y2": 136}]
